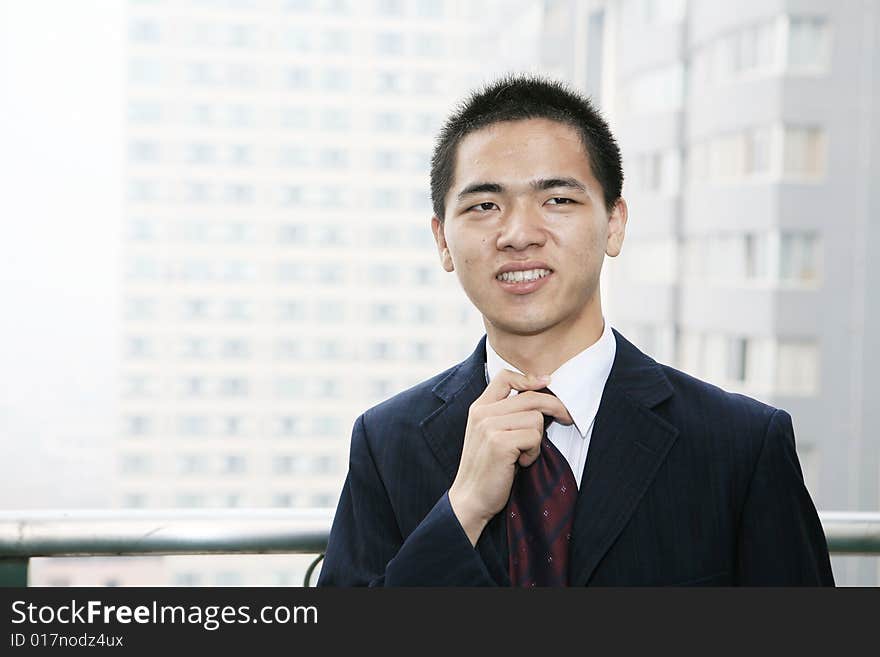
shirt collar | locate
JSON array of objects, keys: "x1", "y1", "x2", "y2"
[{"x1": 484, "y1": 319, "x2": 617, "y2": 438}]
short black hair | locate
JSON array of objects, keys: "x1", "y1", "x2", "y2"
[{"x1": 430, "y1": 74, "x2": 623, "y2": 221}]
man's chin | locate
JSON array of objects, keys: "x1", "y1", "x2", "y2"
[{"x1": 483, "y1": 314, "x2": 556, "y2": 338}]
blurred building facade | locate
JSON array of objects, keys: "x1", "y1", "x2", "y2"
[
  {"x1": 118, "y1": 0, "x2": 543, "y2": 585},
  {"x1": 544, "y1": 0, "x2": 879, "y2": 584}
]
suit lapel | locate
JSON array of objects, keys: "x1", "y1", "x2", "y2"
[
  {"x1": 420, "y1": 335, "x2": 487, "y2": 482},
  {"x1": 568, "y1": 329, "x2": 678, "y2": 586},
  {"x1": 420, "y1": 336, "x2": 512, "y2": 585}
]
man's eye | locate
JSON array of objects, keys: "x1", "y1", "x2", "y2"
[
  {"x1": 546, "y1": 197, "x2": 574, "y2": 205},
  {"x1": 468, "y1": 202, "x2": 498, "y2": 212}
]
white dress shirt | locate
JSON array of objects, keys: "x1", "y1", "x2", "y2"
[{"x1": 485, "y1": 319, "x2": 616, "y2": 489}]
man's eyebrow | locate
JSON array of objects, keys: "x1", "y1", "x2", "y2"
[
  {"x1": 532, "y1": 177, "x2": 587, "y2": 193},
  {"x1": 457, "y1": 182, "x2": 504, "y2": 199}
]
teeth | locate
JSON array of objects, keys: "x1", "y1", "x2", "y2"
[{"x1": 497, "y1": 268, "x2": 551, "y2": 282}]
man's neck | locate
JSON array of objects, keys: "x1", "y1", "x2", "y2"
[{"x1": 484, "y1": 300, "x2": 606, "y2": 376}]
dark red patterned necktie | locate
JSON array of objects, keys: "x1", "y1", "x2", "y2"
[{"x1": 506, "y1": 388, "x2": 577, "y2": 587}]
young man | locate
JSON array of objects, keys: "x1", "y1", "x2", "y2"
[{"x1": 318, "y1": 75, "x2": 834, "y2": 586}]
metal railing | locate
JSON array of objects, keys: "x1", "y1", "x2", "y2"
[{"x1": 1, "y1": 509, "x2": 878, "y2": 587}]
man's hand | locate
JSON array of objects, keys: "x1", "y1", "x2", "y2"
[{"x1": 448, "y1": 369, "x2": 573, "y2": 547}]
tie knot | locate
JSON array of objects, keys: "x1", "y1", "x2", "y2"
[{"x1": 536, "y1": 387, "x2": 556, "y2": 431}]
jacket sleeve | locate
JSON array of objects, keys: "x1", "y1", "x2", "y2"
[
  {"x1": 734, "y1": 409, "x2": 835, "y2": 586},
  {"x1": 317, "y1": 413, "x2": 497, "y2": 586}
]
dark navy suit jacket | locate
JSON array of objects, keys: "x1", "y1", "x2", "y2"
[{"x1": 318, "y1": 329, "x2": 834, "y2": 586}]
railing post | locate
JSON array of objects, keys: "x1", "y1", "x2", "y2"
[{"x1": 0, "y1": 558, "x2": 28, "y2": 587}]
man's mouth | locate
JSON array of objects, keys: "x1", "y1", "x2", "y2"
[
  {"x1": 495, "y1": 268, "x2": 552, "y2": 283},
  {"x1": 494, "y1": 268, "x2": 554, "y2": 295}
]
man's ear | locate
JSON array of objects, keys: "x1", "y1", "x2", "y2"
[
  {"x1": 431, "y1": 216, "x2": 455, "y2": 272},
  {"x1": 605, "y1": 197, "x2": 628, "y2": 258}
]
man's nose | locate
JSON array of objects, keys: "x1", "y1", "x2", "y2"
[{"x1": 496, "y1": 201, "x2": 546, "y2": 251}]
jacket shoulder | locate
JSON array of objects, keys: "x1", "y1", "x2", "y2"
[{"x1": 657, "y1": 362, "x2": 782, "y2": 429}]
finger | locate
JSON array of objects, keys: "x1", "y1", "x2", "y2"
[
  {"x1": 478, "y1": 368, "x2": 551, "y2": 404},
  {"x1": 518, "y1": 445, "x2": 541, "y2": 468},
  {"x1": 490, "y1": 390, "x2": 574, "y2": 426},
  {"x1": 481, "y1": 410, "x2": 545, "y2": 433},
  {"x1": 506, "y1": 428, "x2": 543, "y2": 467}
]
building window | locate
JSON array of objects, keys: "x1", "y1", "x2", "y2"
[
  {"x1": 122, "y1": 494, "x2": 146, "y2": 509},
  {"x1": 311, "y1": 493, "x2": 337, "y2": 507},
  {"x1": 123, "y1": 376, "x2": 155, "y2": 399},
  {"x1": 374, "y1": 112, "x2": 403, "y2": 132},
  {"x1": 369, "y1": 265, "x2": 400, "y2": 285},
  {"x1": 416, "y1": 0, "x2": 443, "y2": 18},
  {"x1": 285, "y1": 67, "x2": 311, "y2": 90},
  {"x1": 126, "y1": 415, "x2": 153, "y2": 436},
  {"x1": 220, "y1": 338, "x2": 250, "y2": 358},
  {"x1": 222, "y1": 417, "x2": 243, "y2": 436},
  {"x1": 370, "y1": 341, "x2": 393, "y2": 360},
  {"x1": 314, "y1": 416, "x2": 341, "y2": 437},
  {"x1": 180, "y1": 337, "x2": 209, "y2": 359},
  {"x1": 744, "y1": 233, "x2": 770, "y2": 280},
  {"x1": 179, "y1": 415, "x2": 209, "y2": 436},
  {"x1": 276, "y1": 377, "x2": 306, "y2": 399},
  {"x1": 374, "y1": 150, "x2": 400, "y2": 170},
  {"x1": 178, "y1": 455, "x2": 208, "y2": 475},
  {"x1": 632, "y1": 150, "x2": 681, "y2": 195},
  {"x1": 376, "y1": 0, "x2": 404, "y2": 16},
  {"x1": 129, "y1": 140, "x2": 160, "y2": 163},
  {"x1": 218, "y1": 377, "x2": 249, "y2": 397},
  {"x1": 128, "y1": 58, "x2": 164, "y2": 85},
  {"x1": 278, "y1": 301, "x2": 306, "y2": 321},
  {"x1": 275, "y1": 339, "x2": 302, "y2": 360},
  {"x1": 376, "y1": 32, "x2": 404, "y2": 55},
  {"x1": 182, "y1": 298, "x2": 210, "y2": 320},
  {"x1": 175, "y1": 494, "x2": 205, "y2": 509},
  {"x1": 321, "y1": 30, "x2": 350, "y2": 54},
  {"x1": 743, "y1": 127, "x2": 772, "y2": 175},
  {"x1": 316, "y1": 300, "x2": 345, "y2": 323},
  {"x1": 273, "y1": 456, "x2": 299, "y2": 474},
  {"x1": 223, "y1": 455, "x2": 246, "y2": 474},
  {"x1": 780, "y1": 233, "x2": 820, "y2": 283},
  {"x1": 275, "y1": 416, "x2": 301, "y2": 437},
  {"x1": 372, "y1": 189, "x2": 400, "y2": 209},
  {"x1": 120, "y1": 454, "x2": 151, "y2": 475},
  {"x1": 414, "y1": 33, "x2": 443, "y2": 57},
  {"x1": 279, "y1": 223, "x2": 307, "y2": 244},
  {"x1": 126, "y1": 337, "x2": 154, "y2": 358},
  {"x1": 226, "y1": 63, "x2": 259, "y2": 87},
  {"x1": 371, "y1": 303, "x2": 396, "y2": 323},
  {"x1": 321, "y1": 107, "x2": 350, "y2": 131},
  {"x1": 272, "y1": 493, "x2": 299, "y2": 507},
  {"x1": 315, "y1": 378, "x2": 341, "y2": 398},
  {"x1": 281, "y1": 107, "x2": 310, "y2": 130},
  {"x1": 322, "y1": 68, "x2": 351, "y2": 92},
  {"x1": 223, "y1": 300, "x2": 254, "y2": 321},
  {"x1": 369, "y1": 379, "x2": 393, "y2": 398},
  {"x1": 318, "y1": 148, "x2": 347, "y2": 169},
  {"x1": 783, "y1": 126, "x2": 825, "y2": 178},
  {"x1": 284, "y1": 27, "x2": 311, "y2": 51},
  {"x1": 128, "y1": 100, "x2": 162, "y2": 123},
  {"x1": 787, "y1": 16, "x2": 831, "y2": 74},
  {"x1": 315, "y1": 340, "x2": 341, "y2": 360}
]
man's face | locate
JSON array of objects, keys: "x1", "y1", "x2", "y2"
[{"x1": 432, "y1": 118, "x2": 626, "y2": 338}]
